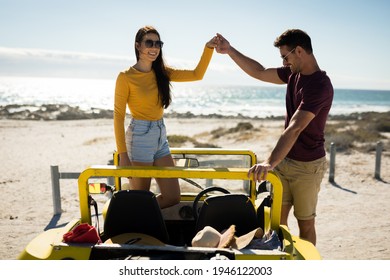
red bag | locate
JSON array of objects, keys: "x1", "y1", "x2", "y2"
[{"x1": 63, "y1": 223, "x2": 102, "y2": 244}]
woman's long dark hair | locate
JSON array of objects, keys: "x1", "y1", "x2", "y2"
[{"x1": 135, "y1": 26, "x2": 171, "y2": 108}]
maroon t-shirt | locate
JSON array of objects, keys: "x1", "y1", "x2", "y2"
[{"x1": 277, "y1": 67, "x2": 334, "y2": 161}]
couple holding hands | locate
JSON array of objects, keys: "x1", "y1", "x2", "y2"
[{"x1": 114, "y1": 26, "x2": 333, "y2": 246}]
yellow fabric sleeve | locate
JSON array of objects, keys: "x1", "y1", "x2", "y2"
[{"x1": 167, "y1": 46, "x2": 214, "y2": 82}]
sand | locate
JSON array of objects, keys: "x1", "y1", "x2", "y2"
[{"x1": 0, "y1": 117, "x2": 389, "y2": 260}]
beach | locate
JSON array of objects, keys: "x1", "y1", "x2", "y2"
[{"x1": 0, "y1": 114, "x2": 389, "y2": 260}]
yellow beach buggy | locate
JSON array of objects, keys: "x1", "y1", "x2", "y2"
[{"x1": 18, "y1": 148, "x2": 320, "y2": 260}]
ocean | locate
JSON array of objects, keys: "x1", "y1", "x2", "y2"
[{"x1": 0, "y1": 76, "x2": 389, "y2": 118}]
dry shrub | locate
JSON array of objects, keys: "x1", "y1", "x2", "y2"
[
  {"x1": 167, "y1": 135, "x2": 194, "y2": 147},
  {"x1": 325, "y1": 111, "x2": 389, "y2": 153},
  {"x1": 167, "y1": 134, "x2": 220, "y2": 148},
  {"x1": 211, "y1": 122, "x2": 255, "y2": 139}
]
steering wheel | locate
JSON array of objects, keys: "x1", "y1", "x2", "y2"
[{"x1": 192, "y1": 187, "x2": 230, "y2": 221}]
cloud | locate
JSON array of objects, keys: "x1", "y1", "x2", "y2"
[
  {"x1": 0, "y1": 47, "x2": 130, "y2": 62},
  {"x1": 165, "y1": 56, "x2": 238, "y2": 72},
  {"x1": 0, "y1": 47, "x2": 133, "y2": 79},
  {"x1": 0, "y1": 46, "x2": 242, "y2": 83}
]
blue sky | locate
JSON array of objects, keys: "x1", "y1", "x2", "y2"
[{"x1": 0, "y1": 0, "x2": 389, "y2": 90}]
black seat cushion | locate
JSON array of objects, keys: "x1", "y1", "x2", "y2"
[
  {"x1": 195, "y1": 194, "x2": 260, "y2": 236},
  {"x1": 103, "y1": 190, "x2": 169, "y2": 243}
]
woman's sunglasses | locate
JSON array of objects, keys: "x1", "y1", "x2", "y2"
[{"x1": 142, "y1": 39, "x2": 164, "y2": 49}]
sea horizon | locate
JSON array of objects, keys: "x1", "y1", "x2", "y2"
[{"x1": 1, "y1": 76, "x2": 389, "y2": 119}]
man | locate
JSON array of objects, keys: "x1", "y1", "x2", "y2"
[{"x1": 215, "y1": 29, "x2": 333, "y2": 245}]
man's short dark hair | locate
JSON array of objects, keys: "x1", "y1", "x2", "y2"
[{"x1": 274, "y1": 29, "x2": 313, "y2": 54}]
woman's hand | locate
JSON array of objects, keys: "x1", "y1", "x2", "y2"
[{"x1": 206, "y1": 35, "x2": 218, "y2": 49}]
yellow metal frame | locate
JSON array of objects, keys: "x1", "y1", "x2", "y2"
[
  {"x1": 82, "y1": 148, "x2": 282, "y2": 231},
  {"x1": 113, "y1": 148, "x2": 258, "y2": 193},
  {"x1": 171, "y1": 148, "x2": 258, "y2": 200},
  {"x1": 78, "y1": 166, "x2": 282, "y2": 231}
]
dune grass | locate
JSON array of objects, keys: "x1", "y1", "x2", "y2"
[{"x1": 168, "y1": 112, "x2": 389, "y2": 154}]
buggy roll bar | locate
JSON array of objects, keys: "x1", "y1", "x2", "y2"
[{"x1": 77, "y1": 165, "x2": 282, "y2": 231}]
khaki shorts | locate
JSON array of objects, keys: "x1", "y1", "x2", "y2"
[{"x1": 274, "y1": 157, "x2": 327, "y2": 220}]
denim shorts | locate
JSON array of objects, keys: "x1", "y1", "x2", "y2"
[{"x1": 125, "y1": 118, "x2": 170, "y2": 163}]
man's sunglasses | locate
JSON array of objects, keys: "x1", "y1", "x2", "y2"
[
  {"x1": 142, "y1": 39, "x2": 164, "y2": 49},
  {"x1": 281, "y1": 47, "x2": 296, "y2": 62}
]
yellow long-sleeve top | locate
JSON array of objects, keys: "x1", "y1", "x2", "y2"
[{"x1": 114, "y1": 46, "x2": 214, "y2": 154}]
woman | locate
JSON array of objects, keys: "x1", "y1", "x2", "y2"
[{"x1": 114, "y1": 26, "x2": 217, "y2": 209}]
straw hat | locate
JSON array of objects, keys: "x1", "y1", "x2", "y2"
[
  {"x1": 104, "y1": 233, "x2": 165, "y2": 246},
  {"x1": 192, "y1": 225, "x2": 263, "y2": 249}
]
